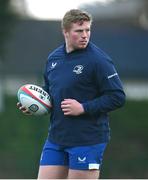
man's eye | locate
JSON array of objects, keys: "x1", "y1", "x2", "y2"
[{"x1": 76, "y1": 30, "x2": 83, "y2": 32}]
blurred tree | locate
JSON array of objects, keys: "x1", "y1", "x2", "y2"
[
  {"x1": 0, "y1": 0, "x2": 18, "y2": 58},
  {"x1": 0, "y1": 0, "x2": 19, "y2": 112},
  {"x1": 139, "y1": 0, "x2": 148, "y2": 29}
]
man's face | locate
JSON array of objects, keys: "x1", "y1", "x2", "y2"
[{"x1": 63, "y1": 21, "x2": 91, "y2": 52}]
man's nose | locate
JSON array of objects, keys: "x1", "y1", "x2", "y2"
[{"x1": 82, "y1": 31, "x2": 87, "y2": 38}]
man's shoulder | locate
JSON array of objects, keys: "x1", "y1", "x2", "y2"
[
  {"x1": 88, "y1": 42, "x2": 112, "y2": 64},
  {"x1": 88, "y1": 42, "x2": 110, "y2": 58},
  {"x1": 47, "y1": 44, "x2": 65, "y2": 60}
]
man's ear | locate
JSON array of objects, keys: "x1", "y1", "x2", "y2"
[
  {"x1": 62, "y1": 29, "x2": 67, "y2": 35},
  {"x1": 62, "y1": 29, "x2": 68, "y2": 38}
]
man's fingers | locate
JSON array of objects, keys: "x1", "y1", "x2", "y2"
[
  {"x1": 49, "y1": 102, "x2": 52, "y2": 108},
  {"x1": 61, "y1": 99, "x2": 74, "y2": 105},
  {"x1": 62, "y1": 108, "x2": 70, "y2": 112},
  {"x1": 63, "y1": 111, "x2": 71, "y2": 115},
  {"x1": 61, "y1": 104, "x2": 70, "y2": 108},
  {"x1": 19, "y1": 106, "x2": 26, "y2": 110},
  {"x1": 22, "y1": 110, "x2": 32, "y2": 115},
  {"x1": 17, "y1": 102, "x2": 32, "y2": 115},
  {"x1": 17, "y1": 102, "x2": 22, "y2": 108}
]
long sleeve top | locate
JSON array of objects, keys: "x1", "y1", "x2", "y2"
[{"x1": 43, "y1": 42, "x2": 126, "y2": 146}]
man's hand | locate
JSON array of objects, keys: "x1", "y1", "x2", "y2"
[
  {"x1": 61, "y1": 99, "x2": 84, "y2": 116},
  {"x1": 17, "y1": 102, "x2": 32, "y2": 115}
]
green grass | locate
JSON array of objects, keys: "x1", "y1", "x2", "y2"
[
  {"x1": 101, "y1": 100, "x2": 148, "y2": 178},
  {"x1": 0, "y1": 96, "x2": 49, "y2": 178},
  {"x1": 0, "y1": 96, "x2": 148, "y2": 178}
]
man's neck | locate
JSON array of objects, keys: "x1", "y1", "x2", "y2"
[{"x1": 65, "y1": 44, "x2": 74, "y2": 53}]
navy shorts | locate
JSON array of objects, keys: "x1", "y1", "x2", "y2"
[{"x1": 40, "y1": 140, "x2": 107, "y2": 170}]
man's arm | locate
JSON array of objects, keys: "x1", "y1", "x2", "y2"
[{"x1": 82, "y1": 57, "x2": 126, "y2": 115}]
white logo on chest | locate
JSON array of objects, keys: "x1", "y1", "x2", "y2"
[
  {"x1": 73, "y1": 65, "x2": 84, "y2": 74},
  {"x1": 50, "y1": 62, "x2": 57, "y2": 69}
]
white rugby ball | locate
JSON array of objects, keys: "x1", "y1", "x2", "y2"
[{"x1": 17, "y1": 84, "x2": 51, "y2": 115}]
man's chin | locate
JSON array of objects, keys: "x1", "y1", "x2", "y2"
[{"x1": 79, "y1": 43, "x2": 88, "y2": 49}]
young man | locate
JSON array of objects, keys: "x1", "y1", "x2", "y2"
[{"x1": 17, "y1": 9, "x2": 125, "y2": 179}]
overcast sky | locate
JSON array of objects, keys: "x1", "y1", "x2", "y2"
[{"x1": 24, "y1": 0, "x2": 113, "y2": 20}]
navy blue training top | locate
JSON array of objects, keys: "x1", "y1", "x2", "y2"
[{"x1": 43, "y1": 42, "x2": 125, "y2": 146}]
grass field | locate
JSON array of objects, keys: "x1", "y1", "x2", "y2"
[
  {"x1": 102, "y1": 100, "x2": 148, "y2": 178},
  {"x1": 0, "y1": 96, "x2": 148, "y2": 178}
]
